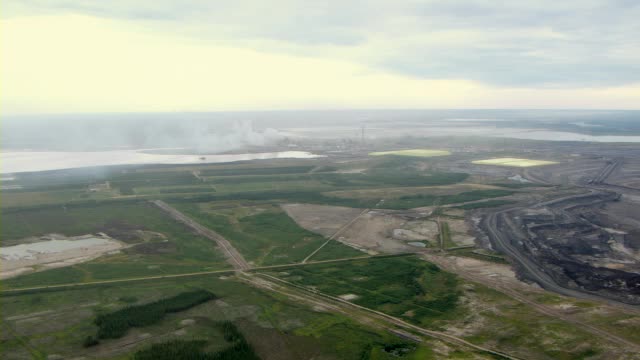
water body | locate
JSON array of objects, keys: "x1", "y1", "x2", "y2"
[
  {"x1": 1, "y1": 238, "x2": 114, "y2": 260},
  {"x1": 1, "y1": 150, "x2": 322, "y2": 174},
  {"x1": 492, "y1": 130, "x2": 640, "y2": 143},
  {"x1": 285, "y1": 126, "x2": 640, "y2": 143}
]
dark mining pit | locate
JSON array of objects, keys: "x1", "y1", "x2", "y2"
[{"x1": 482, "y1": 190, "x2": 640, "y2": 305}]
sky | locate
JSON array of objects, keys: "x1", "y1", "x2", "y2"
[{"x1": 2, "y1": 0, "x2": 640, "y2": 114}]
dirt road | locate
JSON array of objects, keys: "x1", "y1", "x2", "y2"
[
  {"x1": 152, "y1": 200, "x2": 250, "y2": 270},
  {"x1": 242, "y1": 272, "x2": 523, "y2": 360},
  {"x1": 302, "y1": 208, "x2": 369, "y2": 263},
  {"x1": 0, "y1": 254, "x2": 413, "y2": 294}
]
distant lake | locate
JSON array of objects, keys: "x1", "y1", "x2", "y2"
[
  {"x1": 284, "y1": 126, "x2": 640, "y2": 143},
  {"x1": 492, "y1": 130, "x2": 640, "y2": 143},
  {"x1": 1, "y1": 150, "x2": 323, "y2": 174}
]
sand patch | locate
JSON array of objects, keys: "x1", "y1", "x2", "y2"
[
  {"x1": 1, "y1": 233, "x2": 125, "y2": 279},
  {"x1": 339, "y1": 294, "x2": 359, "y2": 301},
  {"x1": 281, "y1": 203, "x2": 363, "y2": 237}
]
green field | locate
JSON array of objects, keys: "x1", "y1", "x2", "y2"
[
  {"x1": 2, "y1": 156, "x2": 471, "y2": 209},
  {"x1": 381, "y1": 189, "x2": 514, "y2": 209},
  {"x1": 1, "y1": 275, "x2": 460, "y2": 360},
  {"x1": 201, "y1": 165, "x2": 316, "y2": 176},
  {"x1": 171, "y1": 203, "x2": 330, "y2": 266},
  {"x1": 369, "y1": 149, "x2": 452, "y2": 158},
  {"x1": 266, "y1": 256, "x2": 462, "y2": 329},
  {"x1": 306, "y1": 240, "x2": 365, "y2": 261}
]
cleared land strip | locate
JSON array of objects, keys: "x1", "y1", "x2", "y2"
[
  {"x1": 151, "y1": 199, "x2": 250, "y2": 270},
  {"x1": 421, "y1": 253, "x2": 640, "y2": 352},
  {"x1": 0, "y1": 254, "x2": 413, "y2": 294},
  {"x1": 589, "y1": 160, "x2": 620, "y2": 185},
  {"x1": 302, "y1": 207, "x2": 370, "y2": 263},
  {"x1": 245, "y1": 272, "x2": 522, "y2": 360}
]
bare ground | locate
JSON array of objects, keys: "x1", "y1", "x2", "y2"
[
  {"x1": 284, "y1": 204, "x2": 442, "y2": 253},
  {"x1": 338, "y1": 210, "x2": 424, "y2": 253},
  {"x1": 281, "y1": 203, "x2": 363, "y2": 237},
  {"x1": 0, "y1": 234, "x2": 126, "y2": 279}
]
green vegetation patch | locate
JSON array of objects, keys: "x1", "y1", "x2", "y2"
[
  {"x1": 2, "y1": 266, "x2": 87, "y2": 288},
  {"x1": 490, "y1": 182, "x2": 551, "y2": 189},
  {"x1": 172, "y1": 171, "x2": 470, "y2": 210},
  {"x1": 3, "y1": 201, "x2": 164, "y2": 241},
  {"x1": 201, "y1": 165, "x2": 315, "y2": 177},
  {"x1": 454, "y1": 199, "x2": 515, "y2": 210},
  {"x1": 93, "y1": 289, "x2": 216, "y2": 340},
  {"x1": 369, "y1": 149, "x2": 451, "y2": 158},
  {"x1": 173, "y1": 204, "x2": 327, "y2": 266},
  {"x1": 110, "y1": 171, "x2": 201, "y2": 195},
  {"x1": 382, "y1": 189, "x2": 514, "y2": 210},
  {"x1": 133, "y1": 322, "x2": 259, "y2": 360},
  {"x1": 205, "y1": 171, "x2": 469, "y2": 194},
  {"x1": 307, "y1": 240, "x2": 365, "y2": 262},
  {"x1": 266, "y1": 256, "x2": 461, "y2": 328},
  {"x1": 2, "y1": 275, "x2": 453, "y2": 360},
  {"x1": 439, "y1": 222, "x2": 456, "y2": 249}
]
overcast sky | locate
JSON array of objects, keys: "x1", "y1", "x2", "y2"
[{"x1": 2, "y1": 0, "x2": 640, "y2": 114}]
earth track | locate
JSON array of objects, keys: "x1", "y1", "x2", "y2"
[
  {"x1": 241, "y1": 272, "x2": 524, "y2": 360},
  {"x1": 151, "y1": 199, "x2": 250, "y2": 270},
  {"x1": 302, "y1": 207, "x2": 369, "y2": 263}
]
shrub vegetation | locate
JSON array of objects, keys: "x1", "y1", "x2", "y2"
[{"x1": 95, "y1": 290, "x2": 216, "y2": 339}]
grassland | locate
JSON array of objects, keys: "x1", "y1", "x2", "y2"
[
  {"x1": 0, "y1": 189, "x2": 119, "y2": 208},
  {"x1": 2, "y1": 202, "x2": 229, "y2": 288},
  {"x1": 200, "y1": 165, "x2": 316, "y2": 176},
  {"x1": 265, "y1": 256, "x2": 462, "y2": 329},
  {"x1": 93, "y1": 290, "x2": 217, "y2": 340},
  {"x1": 2, "y1": 156, "x2": 473, "y2": 211},
  {"x1": 381, "y1": 189, "x2": 514, "y2": 210},
  {"x1": 170, "y1": 204, "x2": 329, "y2": 266},
  {"x1": 439, "y1": 222, "x2": 456, "y2": 249},
  {"x1": 369, "y1": 149, "x2": 452, "y2": 158},
  {"x1": 132, "y1": 325, "x2": 260, "y2": 360},
  {"x1": 1, "y1": 274, "x2": 461, "y2": 360},
  {"x1": 472, "y1": 157, "x2": 558, "y2": 167},
  {"x1": 263, "y1": 255, "x2": 627, "y2": 359},
  {"x1": 306, "y1": 240, "x2": 365, "y2": 261}
]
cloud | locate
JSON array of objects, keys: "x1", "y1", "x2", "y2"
[
  {"x1": 3, "y1": 1, "x2": 640, "y2": 88},
  {"x1": 1, "y1": 3, "x2": 640, "y2": 113}
]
